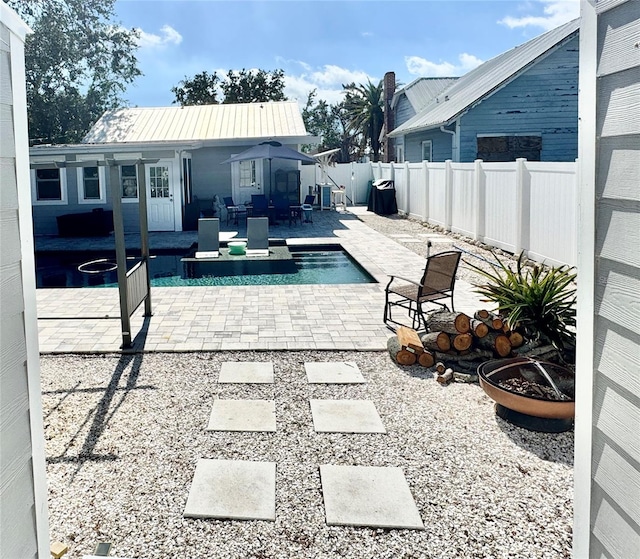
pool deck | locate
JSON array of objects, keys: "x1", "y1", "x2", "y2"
[{"x1": 36, "y1": 206, "x2": 486, "y2": 353}]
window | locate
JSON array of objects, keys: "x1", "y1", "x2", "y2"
[
  {"x1": 476, "y1": 135, "x2": 542, "y2": 162},
  {"x1": 31, "y1": 167, "x2": 68, "y2": 205},
  {"x1": 121, "y1": 165, "x2": 138, "y2": 199},
  {"x1": 149, "y1": 166, "x2": 170, "y2": 198},
  {"x1": 239, "y1": 160, "x2": 256, "y2": 188},
  {"x1": 77, "y1": 166, "x2": 105, "y2": 204},
  {"x1": 421, "y1": 140, "x2": 433, "y2": 162}
]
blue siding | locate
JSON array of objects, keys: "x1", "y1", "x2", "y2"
[
  {"x1": 458, "y1": 35, "x2": 579, "y2": 162},
  {"x1": 395, "y1": 95, "x2": 417, "y2": 128},
  {"x1": 404, "y1": 129, "x2": 453, "y2": 162}
]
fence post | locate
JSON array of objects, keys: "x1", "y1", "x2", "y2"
[
  {"x1": 404, "y1": 161, "x2": 410, "y2": 215},
  {"x1": 423, "y1": 160, "x2": 429, "y2": 224},
  {"x1": 514, "y1": 158, "x2": 530, "y2": 256},
  {"x1": 473, "y1": 159, "x2": 484, "y2": 241},
  {"x1": 445, "y1": 159, "x2": 453, "y2": 231}
]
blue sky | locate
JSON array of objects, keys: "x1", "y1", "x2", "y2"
[{"x1": 115, "y1": 0, "x2": 580, "y2": 108}]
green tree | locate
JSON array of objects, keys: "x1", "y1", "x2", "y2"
[
  {"x1": 8, "y1": 0, "x2": 141, "y2": 145},
  {"x1": 171, "y1": 71, "x2": 220, "y2": 106},
  {"x1": 172, "y1": 68, "x2": 287, "y2": 106},
  {"x1": 342, "y1": 80, "x2": 384, "y2": 162},
  {"x1": 301, "y1": 89, "x2": 356, "y2": 163},
  {"x1": 221, "y1": 69, "x2": 287, "y2": 104}
]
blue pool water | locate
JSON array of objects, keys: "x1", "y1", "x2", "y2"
[{"x1": 36, "y1": 247, "x2": 376, "y2": 288}]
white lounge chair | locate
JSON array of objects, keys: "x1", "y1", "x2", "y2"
[
  {"x1": 246, "y1": 217, "x2": 269, "y2": 256},
  {"x1": 195, "y1": 218, "x2": 220, "y2": 258}
]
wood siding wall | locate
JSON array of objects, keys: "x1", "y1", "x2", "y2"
[
  {"x1": 0, "y1": 18, "x2": 38, "y2": 559},
  {"x1": 459, "y1": 35, "x2": 579, "y2": 162},
  {"x1": 402, "y1": 35, "x2": 579, "y2": 163},
  {"x1": 394, "y1": 95, "x2": 417, "y2": 128},
  {"x1": 589, "y1": 2, "x2": 640, "y2": 557}
]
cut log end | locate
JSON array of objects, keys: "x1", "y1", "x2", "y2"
[{"x1": 396, "y1": 349, "x2": 417, "y2": 366}]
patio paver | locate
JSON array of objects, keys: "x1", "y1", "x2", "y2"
[
  {"x1": 206, "y1": 400, "x2": 276, "y2": 432},
  {"x1": 218, "y1": 361, "x2": 274, "y2": 384},
  {"x1": 319, "y1": 465, "x2": 424, "y2": 530},
  {"x1": 310, "y1": 400, "x2": 385, "y2": 433},
  {"x1": 305, "y1": 362, "x2": 365, "y2": 384},
  {"x1": 184, "y1": 459, "x2": 276, "y2": 521}
]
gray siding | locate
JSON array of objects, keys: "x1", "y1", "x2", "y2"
[
  {"x1": 0, "y1": 19, "x2": 38, "y2": 559},
  {"x1": 459, "y1": 35, "x2": 579, "y2": 162},
  {"x1": 590, "y1": 2, "x2": 640, "y2": 557}
]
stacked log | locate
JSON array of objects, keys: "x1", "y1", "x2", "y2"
[
  {"x1": 387, "y1": 326, "x2": 435, "y2": 368},
  {"x1": 419, "y1": 309, "x2": 559, "y2": 384}
]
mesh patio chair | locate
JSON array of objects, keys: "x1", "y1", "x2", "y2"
[
  {"x1": 383, "y1": 250, "x2": 462, "y2": 332},
  {"x1": 250, "y1": 194, "x2": 269, "y2": 218},
  {"x1": 223, "y1": 196, "x2": 247, "y2": 225},
  {"x1": 272, "y1": 195, "x2": 293, "y2": 226},
  {"x1": 301, "y1": 194, "x2": 315, "y2": 223}
]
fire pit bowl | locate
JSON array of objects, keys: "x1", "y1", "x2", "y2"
[{"x1": 478, "y1": 357, "x2": 574, "y2": 432}]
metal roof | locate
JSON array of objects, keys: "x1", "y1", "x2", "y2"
[
  {"x1": 390, "y1": 77, "x2": 459, "y2": 111},
  {"x1": 82, "y1": 101, "x2": 310, "y2": 144},
  {"x1": 389, "y1": 18, "x2": 580, "y2": 137}
]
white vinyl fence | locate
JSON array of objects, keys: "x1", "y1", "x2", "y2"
[
  {"x1": 300, "y1": 162, "x2": 373, "y2": 205},
  {"x1": 372, "y1": 159, "x2": 577, "y2": 267},
  {"x1": 299, "y1": 158, "x2": 577, "y2": 266}
]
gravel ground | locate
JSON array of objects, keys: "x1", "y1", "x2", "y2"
[{"x1": 41, "y1": 351, "x2": 573, "y2": 559}]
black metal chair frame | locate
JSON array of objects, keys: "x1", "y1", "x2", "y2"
[
  {"x1": 383, "y1": 250, "x2": 462, "y2": 332},
  {"x1": 223, "y1": 196, "x2": 247, "y2": 225}
]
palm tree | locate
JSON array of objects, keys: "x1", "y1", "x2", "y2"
[{"x1": 342, "y1": 80, "x2": 384, "y2": 162}]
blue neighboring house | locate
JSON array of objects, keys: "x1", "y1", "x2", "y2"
[{"x1": 388, "y1": 19, "x2": 580, "y2": 163}]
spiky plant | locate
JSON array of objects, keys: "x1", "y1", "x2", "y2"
[{"x1": 467, "y1": 252, "x2": 577, "y2": 351}]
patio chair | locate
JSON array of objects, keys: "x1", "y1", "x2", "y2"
[
  {"x1": 195, "y1": 218, "x2": 220, "y2": 258},
  {"x1": 383, "y1": 250, "x2": 462, "y2": 332},
  {"x1": 272, "y1": 195, "x2": 293, "y2": 226},
  {"x1": 250, "y1": 194, "x2": 269, "y2": 218},
  {"x1": 223, "y1": 196, "x2": 247, "y2": 225},
  {"x1": 246, "y1": 217, "x2": 269, "y2": 256}
]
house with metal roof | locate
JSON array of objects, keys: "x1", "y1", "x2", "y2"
[
  {"x1": 29, "y1": 101, "x2": 316, "y2": 234},
  {"x1": 388, "y1": 19, "x2": 580, "y2": 163}
]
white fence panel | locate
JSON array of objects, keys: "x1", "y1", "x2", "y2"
[
  {"x1": 427, "y1": 163, "x2": 447, "y2": 227},
  {"x1": 392, "y1": 164, "x2": 407, "y2": 213},
  {"x1": 407, "y1": 163, "x2": 425, "y2": 220},
  {"x1": 483, "y1": 163, "x2": 518, "y2": 253},
  {"x1": 450, "y1": 163, "x2": 476, "y2": 238},
  {"x1": 300, "y1": 162, "x2": 372, "y2": 205},
  {"x1": 526, "y1": 161, "x2": 577, "y2": 266}
]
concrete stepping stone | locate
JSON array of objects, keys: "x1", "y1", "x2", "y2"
[
  {"x1": 206, "y1": 400, "x2": 276, "y2": 432},
  {"x1": 305, "y1": 362, "x2": 365, "y2": 384},
  {"x1": 320, "y1": 465, "x2": 424, "y2": 530},
  {"x1": 184, "y1": 459, "x2": 276, "y2": 521},
  {"x1": 218, "y1": 361, "x2": 274, "y2": 384},
  {"x1": 310, "y1": 400, "x2": 385, "y2": 433}
]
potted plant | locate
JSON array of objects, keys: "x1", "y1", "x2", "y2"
[{"x1": 467, "y1": 252, "x2": 577, "y2": 431}]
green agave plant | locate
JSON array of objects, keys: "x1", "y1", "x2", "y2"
[{"x1": 467, "y1": 251, "x2": 577, "y2": 351}]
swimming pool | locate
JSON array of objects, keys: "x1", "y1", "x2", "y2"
[{"x1": 35, "y1": 246, "x2": 376, "y2": 288}]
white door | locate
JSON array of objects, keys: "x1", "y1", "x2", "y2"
[
  {"x1": 232, "y1": 159, "x2": 264, "y2": 205},
  {"x1": 146, "y1": 163, "x2": 175, "y2": 231}
]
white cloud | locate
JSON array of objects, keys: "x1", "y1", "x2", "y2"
[
  {"x1": 405, "y1": 53, "x2": 483, "y2": 77},
  {"x1": 137, "y1": 25, "x2": 183, "y2": 49},
  {"x1": 498, "y1": 0, "x2": 579, "y2": 31},
  {"x1": 282, "y1": 64, "x2": 378, "y2": 108}
]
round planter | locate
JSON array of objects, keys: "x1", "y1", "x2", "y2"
[
  {"x1": 478, "y1": 357, "x2": 574, "y2": 432},
  {"x1": 227, "y1": 241, "x2": 247, "y2": 255}
]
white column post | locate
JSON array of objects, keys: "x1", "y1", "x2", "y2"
[{"x1": 423, "y1": 160, "x2": 430, "y2": 224}]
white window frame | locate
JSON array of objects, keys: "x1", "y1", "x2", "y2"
[
  {"x1": 30, "y1": 167, "x2": 68, "y2": 206},
  {"x1": 120, "y1": 164, "x2": 139, "y2": 203},
  {"x1": 76, "y1": 166, "x2": 106, "y2": 204},
  {"x1": 421, "y1": 140, "x2": 433, "y2": 162},
  {"x1": 238, "y1": 160, "x2": 256, "y2": 189}
]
